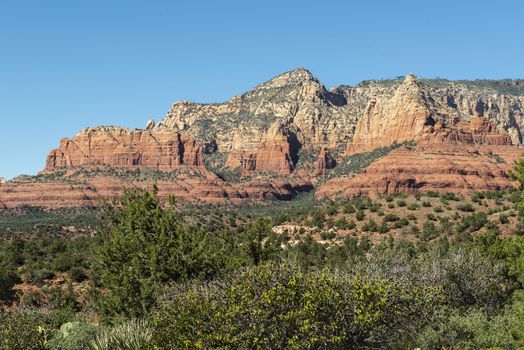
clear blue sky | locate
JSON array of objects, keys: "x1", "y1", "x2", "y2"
[{"x1": 1, "y1": 0, "x2": 523, "y2": 179}]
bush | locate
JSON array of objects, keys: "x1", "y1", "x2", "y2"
[
  {"x1": 356, "y1": 210, "x2": 366, "y2": 221},
  {"x1": 48, "y1": 321, "x2": 98, "y2": 350},
  {"x1": 393, "y1": 218, "x2": 409, "y2": 229},
  {"x1": 320, "y1": 231, "x2": 336, "y2": 241},
  {"x1": 456, "y1": 212, "x2": 488, "y2": 233},
  {"x1": 417, "y1": 306, "x2": 517, "y2": 349},
  {"x1": 442, "y1": 192, "x2": 460, "y2": 201},
  {"x1": 0, "y1": 263, "x2": 19, "y2": 302},
  {"x1": 151, "y1": 264, "x2": 443, "y2": 350},
  {"x1": 421, "y1": 221, "x2": 439, "y2": 241},
  {"x1": 362, "y1": 219, "x2": 378, "y2": 232},
  {"x1": 384, "y1": 213, "x2": 400, "y2": 222},
  {"x1": 69, "y1": 267, "x2": 87, "y2": 283},
  {"x1": 90, "y1": 319, "x2": 153, "y2": 350},
  {"x1": 457, "y1": 203, "x2": 475, "y2": 212},
  {"x1": 92, "y1": 188, "x2": 229, "y2": 320},
  {"x1": 499, "y1": 214, "x2": 509, "y2": 224},
  {"x1": 0, "y1": 311, "x2": 48, "y2": 350},
  {"x1": 407, "y1": 203, "x2": 419, "y2": 211},
  {"x1": 343, "y1": 204, "x2": 355, "y2": 214}
]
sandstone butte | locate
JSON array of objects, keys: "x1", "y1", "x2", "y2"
[{"x1": 1, "y1": 69, "x2": 524, "y2": 208}]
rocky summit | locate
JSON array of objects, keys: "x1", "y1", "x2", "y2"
[{"x1": 2, "y1": 69, "x2": 524, "y2": 208}]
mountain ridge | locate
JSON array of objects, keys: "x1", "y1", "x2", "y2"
[{"x1": 1, "y1": 69, "x2": 524, "y2": 208}]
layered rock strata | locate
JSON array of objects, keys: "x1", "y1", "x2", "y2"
[
  {"x1": 317, "y1": 144, "x2": 522, "y2": 198},
  {"x1": 45, "y1": 127, "x2": 204, "y2": 172},
  {"x1": 4, "y1": 69, "x2": 524, "y2": 208}
]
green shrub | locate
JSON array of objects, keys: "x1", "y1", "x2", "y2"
[
  {"x1": 0, "y1": 311, "x2": 48, "y2": 350},
  {"x1": 48, "y1": 321, "x2": 98, "y2": 350},
  {"x1": 0, "y1": 263, "x2": 19, "y2": 302},
  {"x1": 393, "y1": 218, "x2": 409, "y2": 229},
  {"x1": 433, "y1": 206, "x2": 444, "y2": 213},
  {"x1": 320, "y1": 231, "x2": 336, "y2": 241},
  {"x1": 343, "y1": 204, "x2": 355, "y2": 214},
  {"x1": 407, "y1": 203, "x2": 419, "y2": 211},
  {"x1": 499, "y1": 214, "x2": 509, "y2": 224},
  {"x1": 384, "y1": 213, "x2": 400, "y2": 222},
  {"x1": 90, "y1": 319, "x2": 153, "y2": 350},
  {"x1": 417, "y1": 307, "x2": 517, "y2": 350},
  {"x1": 362, "y1": 219, "x2": 378, "y2": 232},
  {"x1": 69, "y1": 267, "x2": 87, "y2": 283},
  {"x1": 421, "y1": 221, "x2": 439, "y2": 241},
  {"x1": 442, "y1": 192, "x2": 460, "y2": 201},
  {"x1": 151, "y1": 264, "x2": 443, "y2": 350},
  {"x1": 457, "y1": 203, "x2": 475, "y2": 212},
  {"x1": 92, "y1": 188, "x2": 229, "y2": 321},
  {"x1": 456, "y1": 212, "x2": 488, "y2": 233}
]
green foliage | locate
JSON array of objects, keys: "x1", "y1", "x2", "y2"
[
  {"x1": 0, "y1": 261, "x2": 19, "y2": 303},
  {"x1": 456, "y1": 212, "x2": 488, "y2": 233},
  {"x1": 151, "y1": 263, "x2": 443, "y2": 350},
  {"x1": 322, "y1": 142, "x2": 414, "y2": 183},
  {"x1": 92, "y1": 188, "x2": 228, "y2": 321},
  {"x1": 0, "y1": 309, "x2": 75, "y2": 350},
  {"x1": 0, "y1": 311, "x2": 48, "y2": 350},
  {"x1": 510, "y1": 153, "x2": 524, "y2": 190},
  {"x1": 442, "y1": 192, "x2": 460, "y2": 201},
  {"x1": 457, "y1": 203, "x2": 475, "y2": 212},
  {"x1": 48, "y1": 321, "x2": 98, "y2": 350},
  {"x1": 90, "y1": 319, "x2": 153, "y2": 350},
  {"x1": 243, "y1": 218, "x2": 281, "y2": 265}
]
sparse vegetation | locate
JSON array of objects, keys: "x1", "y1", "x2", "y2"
[{"x1": 2, "y1": 166, "x2": 524, "y2": 349}]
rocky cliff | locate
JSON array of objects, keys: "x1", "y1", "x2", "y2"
[
  {"x1": 317, "y1": 144, "x2": 521, "y2": 198},
  {"x1": 45, "y1": 127, "x2": 204, "y2": 172},
  {"x1": 3, "y1": 69, "x2": 524, "y2": 208}
]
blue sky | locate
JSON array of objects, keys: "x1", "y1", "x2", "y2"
[{"x1": 1, "y1": 0, "x2": 523, "y2": 179}]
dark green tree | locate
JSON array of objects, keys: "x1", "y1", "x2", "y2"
[{"x1": 92, "y1": 187, "x2": 226, "y2": 321}]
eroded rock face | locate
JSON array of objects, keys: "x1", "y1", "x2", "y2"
[
  {"x1": 238, "y1": 123, "x2": 299, "y2": 174},
  {"x1": 0, "y1": 173, "x2": 313, "y2": 209},
  {"x1": 317, "y1": 144, "x2": 522, "y2": 198},
  {"x1": 314, "y1": 148, "x2": 336, "y2": 176},
  {"x1": 5, "y1": 69, "x2": 524, "y2": 208},
  {"x1": 45, "y1": 127, "x2": 204, "y2": 172},
  {"x1": 347, "y1": 74, "x2": 437, "y2": 154},
  {"x1": 159, "y1": 70, "x2": 524, "y2": 161},
  {"x1": 346, "y1": 75, "x2": 515, "y2": 154},
  {"x1": 422, "y1": 117, "x2": 513, "y2": 145}
]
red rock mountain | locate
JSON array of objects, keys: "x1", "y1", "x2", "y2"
[
  {"x1": 2, "y1": 70, "x2": 524, "y2": 208},
  {"x1": 45, "y1": 127, "x2": 204, "y2": 171}
]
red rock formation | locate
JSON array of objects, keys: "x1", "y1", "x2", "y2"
[
  {"x1": 0, "y1": 172, "x2": 313, "y2": 209},
  {"x1": 241, "y1": 141, "x2": 295, "y2": 174},
  {"x1": 422, "y1": 117, "x2": 513, "y2": 145},
  {"x1": 314, "y1": 148, "x2": 336, "y2": 176},
  {"x1": 347, "y1": 74, "x2": 436, "y2": 154},
  {"x1": 346, "y1": 75, "x2": 513, "y2": 155},
  {"x1": 45, "y1": 127, "x2": 204, "y2": 172},
  {"x1": 317, "y1": 144, "x2": 522, "y2": 198},
  {"x1": 239, "y1": 123, "x2": 297, "y2": 174}
]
